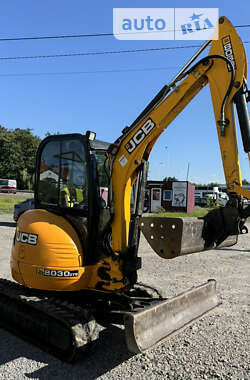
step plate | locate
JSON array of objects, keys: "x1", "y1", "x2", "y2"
[{"x1": 124, "y1": 280, "x2": 221, "y2": 353}]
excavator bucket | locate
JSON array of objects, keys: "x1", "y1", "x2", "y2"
[
  {"x1": 140, "y1": 216, "x2": 237, "y2": 259},
  {"x1": 124, "y1": 279, "x2": 220, "y2": 353}
]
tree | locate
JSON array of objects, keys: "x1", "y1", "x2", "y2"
[
  {"x1": 207, "y1": 182, "x2": 220, "y2": 188},
  {"x1": 0, "y1": 126, "x2": 41, "y2": 189},
  {"x1": 163, "y1": 176, "x2": 178, "y2": 182},
  {"x1": 242, "y1": 179, "x2": 250, "y2": 185},
  {"x1": 45, "y1": 131, "x2": 61, "y2": 137}
]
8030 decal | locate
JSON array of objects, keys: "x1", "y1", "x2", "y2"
[{"x1": 37, "y1": 268, "x2": 79, "y2": 278}]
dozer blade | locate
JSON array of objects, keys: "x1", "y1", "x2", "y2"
[
  {"x1": 140, "y1": 216, "x2": 237, "y2": 259},
  {"x1": 124, "y1": 279, "x2": 220, "y2": 353}
]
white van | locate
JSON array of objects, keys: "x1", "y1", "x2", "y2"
[{"x1": 0, "y1": 179, "x2": 17, "y2": 193}]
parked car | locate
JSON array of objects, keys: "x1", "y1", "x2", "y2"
[
  {"x1": 0, "y1": 186, "x2": 17, "y2": 194},
  {"x1": 0, "y1": 179, "x2": 17, "y2": 193},
  {"x1": 13, "y1": 198, "x2": 34, "y2": 222},
  {"x1": 205, "y1": 191, "x2": 229, "y2": 207}
]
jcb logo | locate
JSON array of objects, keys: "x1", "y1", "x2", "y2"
[
  {"x1": 16, "y1": 232, "x2": 38, "y2": 245},
  {"x1": 125, "y1": 118, "x2": 156, "y2": 154},
  {"x1": 222, "y1": 35, "x2": 236, "y2": 72}
]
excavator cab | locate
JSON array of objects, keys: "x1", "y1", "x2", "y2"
[
  {"x1": 36, "y1": 135, "x2": 89, "y2": 210},
  {"x1": 11, "y1": 132, "x2": 125, "y2": 294},
  {"x1": 35, "y1": 133, "x2": 111, "y2": 262},
  {"x1": 36, "y1": 133, "x2": 109, "y2": 212}
]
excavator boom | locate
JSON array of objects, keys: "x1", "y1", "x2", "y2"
[
  {"x1": 109, "y1": 16, "x2": 250, "y2": 255},
  {"x1": 105, "y1": 16, "x2": 250, "y2": 353}
]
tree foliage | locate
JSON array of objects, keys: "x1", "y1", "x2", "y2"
[
  {"x1": 207, "y1": 182, "x2": 220, "y2": 188},
  {"x1": 0, "y1": 126, "x2": 41, "y2": 189},
  {"x1": 163, "y1": 176, "x2": 178, "y2": 182},
  {"x1": 242, "y1": 179, "x2": 250, "y2": 185}
]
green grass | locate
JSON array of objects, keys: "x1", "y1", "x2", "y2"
[
  {"x1": 0, "y1": 197, "x2": 26, "y2": 214},
  {"x1": 0, "y1": 199, "x2": 213, "y2": 217},
  {"x1": 152, "y1": 207, "x2": 212, "y2": 218}
]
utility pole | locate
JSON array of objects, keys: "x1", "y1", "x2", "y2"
[
  {"x1": 186, "y1": 162, "x2": 190, "y2": 181},
  {"x1": 165, "y1": 146, "x2": 168, "y2": 181}
]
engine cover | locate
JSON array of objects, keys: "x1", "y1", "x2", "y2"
[
  {"x1": 11, "y1": 209, "x2": 126, "y2": 292},
  {"x1": 11, "y1": 209, "x2": 88, "y2": 290}
]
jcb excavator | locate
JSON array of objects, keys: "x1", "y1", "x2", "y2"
[{"x1": 1, "y1": 16, "x2": 250, "y2": 361}]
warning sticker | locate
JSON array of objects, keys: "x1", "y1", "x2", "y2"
[{"x1": 119, "y1": 155, "x2": 128, "y2": 167}]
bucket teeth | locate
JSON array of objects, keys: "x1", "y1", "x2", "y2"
[{"x1": 124, "y1": 280, "x2": 221, "y2": 353}]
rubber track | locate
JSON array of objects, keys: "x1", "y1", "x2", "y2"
[{"x1": 0, "y1": 279, "x2": 98, "y2": 362}]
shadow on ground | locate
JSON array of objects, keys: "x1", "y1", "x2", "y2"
[
  {"x1": 0, "y1": 221, "x2": 16, "y2": 228},
  {"x1": 221, "y1": 247, "x2": 250, "y2": 253},
  {"x1": 0, "y1": 324, "x2": 133, "y2": 379}
]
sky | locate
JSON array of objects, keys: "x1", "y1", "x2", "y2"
[{"x1": 0, "y1": 0, "x2": 250, "y2": 184}]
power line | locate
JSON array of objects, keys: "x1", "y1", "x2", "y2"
[
  {"x1": 235, "y1": 24, "x2": 250, "y2": 28},
  {"x1": 0, "y1": 61, "x2": 249, "y2": 78},
  {"x1": 0, "y1": 32, "x2": 112, "y2": 42},
  {"x1": 0, "y1": 41, "x2": 249, "y2": 61},
  {"x1": 0, "y1": 66, "x2": 178, "y2": 77},
  {"x1": 0, "y1": 24, "x2": 249, "y2": 42},
  {"x1": 0, "y1": 45, "x2": 203, "y2": 60}
]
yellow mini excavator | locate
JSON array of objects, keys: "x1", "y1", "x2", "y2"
[{"x1": 1, "y1": 16, "x2": 250, "y2": 361}]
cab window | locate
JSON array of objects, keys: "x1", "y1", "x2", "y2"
[{"x1": 38, "y1": 138, "x2": 88, "y2": 210}]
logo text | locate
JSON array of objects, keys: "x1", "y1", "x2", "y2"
[
  {"x1": 17, "y1": 232, "x2": 38, "y2": 245},
  {"x1": 125, "y1": 118, "x2": 156, "y2": 154}
]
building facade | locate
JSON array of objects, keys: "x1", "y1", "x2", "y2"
[{"x1": 145, "y1": 180, "x2": 195, "y2": 213}]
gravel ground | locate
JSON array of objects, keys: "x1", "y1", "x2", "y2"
[{"x1": 0, "y1": 213, "x2": 249, "y2": 380}]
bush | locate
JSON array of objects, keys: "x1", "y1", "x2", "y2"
[{"x1": 156, "y1": 206, "x2": 167, "y2": 213}]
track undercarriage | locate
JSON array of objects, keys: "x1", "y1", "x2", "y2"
[{"x1": 0, "y1": 278, "x2": 220, "y2": 362}]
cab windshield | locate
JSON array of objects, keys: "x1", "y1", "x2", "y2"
[{"x1": 37, "y1": 137, "x2": 88, "y2": 211}]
